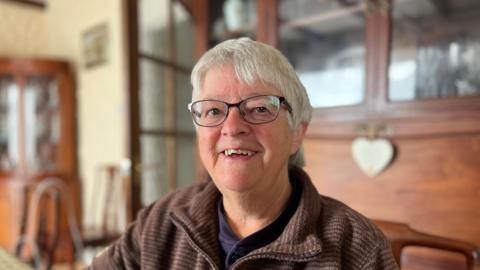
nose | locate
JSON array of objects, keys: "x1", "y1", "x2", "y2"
[{"x1": 221, "y1": 107, "x2": 249, "y2": 136}]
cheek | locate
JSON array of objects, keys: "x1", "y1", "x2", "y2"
[
  {"x1": 259, "y1": 127, "x2": 293, "y2": 158},
  {"x1": 197, "y1": 129, "x2": 219, "y2": 161}
]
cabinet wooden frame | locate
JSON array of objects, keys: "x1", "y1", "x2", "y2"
[
  {"x1": 0, "y1": 58, "x2": 79, "y2": 262},
  {"x1": 310, "y1": 0, "x2": 480, "y2": 138},
  {"x1": 0, "y1": 58, "x2": 77, "y2": 176},
  {"x1": 192, "y1": 0, "x2": 480, "y2": 139},
  {"x1": 373, "y1": 0, "x2": 480, "y2": 129},
  {"x1": 308, "y1": 0, "x2": 480, "y2": 139}
]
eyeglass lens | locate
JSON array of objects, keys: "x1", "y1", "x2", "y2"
[{"x1": 190, "y1": 95, "x2": 283, "y2": 127}]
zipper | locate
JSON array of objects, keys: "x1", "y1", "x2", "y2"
[{"x1": 230, "y1": 247, "x2": 322, "y2": 269}]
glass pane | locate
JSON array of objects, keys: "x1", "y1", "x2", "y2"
[
  {"x1": 175, "y1": 136, "x2": 195, "y2": 188},
  {"x1": 139, "y1": 0, "x2": 169, "y2": 60},
  {"x1": 173, "y1": 1, "x2": 195, "y2": 68},
  {"x1": 389, "y1": 0, "x2": 480, "y2": 101},
  {"x1": 176, "y1": 72, "x2": 195, "y2": 133},
  {"x1": 139, "y1": 0, "x2": 194, "y2": 68},
  {"x1": 211, "y1": 0, "x2": 257, "y2": 43},
  {"x1": 140, "y1": 60, "x2": 194, "y2": 132},
  {"x1": 0, "y1": 75, "x2": 18, "y2": 170},
  {"x1": 279, "y1": 0, "x2": 366, "y2": 108},
  {"x1": 24, "y1": 75, "x2": 59, "y2": 172},
  {"x1": 140, "y1": 135, "x2": 195, "y2": 205},
  {"x1": 140, "y1": 135, "x2": 168, "y2": 205},
  {"x1": 140, "y1": 59, "x2": 166, "y2": 130}
]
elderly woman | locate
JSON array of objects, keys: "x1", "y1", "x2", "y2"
[{"x1": 89, "y1": 38, "x2": 398, "y2": 269}]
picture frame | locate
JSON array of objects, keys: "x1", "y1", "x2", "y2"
[{"x1": 82, "y1": 23, "x2": 109, "y2": 68}]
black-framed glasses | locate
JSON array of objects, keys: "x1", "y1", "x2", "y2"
[{"x1": 187, "y1": 95, "x2": 292, "y2": 127}]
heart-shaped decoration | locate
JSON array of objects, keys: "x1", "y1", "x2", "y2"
[{"x1": 351, "y1": 137, "x2": 394, "y2": 177}]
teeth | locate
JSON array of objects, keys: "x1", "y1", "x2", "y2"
[{"x1": 224, "y1": 149, "x2": 255, "y2": 156}]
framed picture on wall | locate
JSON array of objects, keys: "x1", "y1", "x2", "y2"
[{"x1": 82, "y1": 23, "x2": 109, "y2": 68}]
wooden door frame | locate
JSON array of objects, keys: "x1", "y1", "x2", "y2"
[
  {"x1": 124, "y1": 0, "x2": 196, "y2": 218},
  {"x1": 123, "y1": 0, "x2": 142, "y2": 219}
]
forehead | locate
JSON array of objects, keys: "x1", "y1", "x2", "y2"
[{"x1": 199, "y1": 64, "x2": 282, "y2": 101}]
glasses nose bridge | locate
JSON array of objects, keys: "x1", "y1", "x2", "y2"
[
  {"x1": 221, "y1": 101, "x2": 247, "y2": 125},
  {"x1": 225, "y1": 100, "x2": 246, "y2": 116}
]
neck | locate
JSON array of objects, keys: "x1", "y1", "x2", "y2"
[{"x1": 221, "y1": 173, "x2": 292, "y2": 239}]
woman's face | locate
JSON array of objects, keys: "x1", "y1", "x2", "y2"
[{"x1": 195, "y1": 64, "x2": 305, "y2": 195}]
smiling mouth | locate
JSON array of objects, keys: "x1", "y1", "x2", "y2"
[{"x1": 223, "y1": 149, "x2": 256, "y2": 157}]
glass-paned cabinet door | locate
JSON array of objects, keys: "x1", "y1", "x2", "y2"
[
  {"x1": 389, "y1": 0, "x2": 480, "y2": 101},
  {"x1": 278, "y1": 0, "x2": 367, "y2": 108},
  {"x1": 137, "y1": 0, "x2": 195, "y2": 204},
  {"x1": 0, "y1": 75, "x2": 18, "y2": 171},
  {"x1": 24, "y1": 75, "x2": 59, "y2": 172}
]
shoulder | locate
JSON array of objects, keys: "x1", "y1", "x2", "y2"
[
  {"x1": 284, "y1": 167, "x2": 397, "y2": 268},
  {"x1": 88, "y1": 181, "x2": 217, "y2": 269},
  {"x1": 292, "y1": 166, "x2": 394, "y2": 267},
  {"x1": 137, "y1": 181, "x2": 213, "y2": 225},
  {"x1": 130, "y1": 181, "x2": 217, "y2": 254},
  {"x1": 319, "y1": 195, "x2": 385, "y2": 243},
  {"x1": 317, "y1": 195, "x2": 397, "y2": 268},
  {"x1": 290, "y1": 166, "x2": 385, "y2": 245},
  {"x1": 292, "y1": 166, "x2": 384, "y2": 243}
]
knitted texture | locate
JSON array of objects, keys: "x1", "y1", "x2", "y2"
[{"x1": 88, "y1": 167, "x2": 399, "y2": 269}]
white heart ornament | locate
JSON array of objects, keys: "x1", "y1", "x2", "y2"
[{"x1": 351, "y1": 137, "x2": 394, "y2": 177}]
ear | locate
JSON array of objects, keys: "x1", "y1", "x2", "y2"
[{"x1": 290, "y1": 123, "x2": 308, "y2": 155}]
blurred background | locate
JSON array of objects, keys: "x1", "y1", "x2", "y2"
[{"x1": 0, "y1": 0, "x2": 479, "y2": 269}]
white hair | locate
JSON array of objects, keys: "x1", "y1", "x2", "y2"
[{"x1": 191, "y1": 38, "x2": 312, "y2": 167}]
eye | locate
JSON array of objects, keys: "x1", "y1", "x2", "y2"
[
  {"x1": 253, "y1": 106, "x2": 270, "y2": 113},
  {"x1": 193, "y1": 109, "x2": 202, "y2": 118},
  {"x1": 206, "y1": 108, "x2": 222, "y2": 116}
]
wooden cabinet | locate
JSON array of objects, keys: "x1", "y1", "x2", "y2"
[
  {"x1": 193, "y1": 0, "x2": 480, "y2": 268},
  {"x1": 0, "y1": 58, "x2": 79, "y2": 261},
  {"x1": 275, "y1": 0, "x2": 480, "y2": 138},
  {"x1": 195, "y1": 0, "x2": 480, "y2": 133}
]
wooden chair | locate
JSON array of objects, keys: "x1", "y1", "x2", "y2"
[
  {"x1": 372, "y1": 219, "x2": 480, "y2": 269},
  {"x1": 82, "y1": 164, "x2": 131, "y2": 248},
  {"x1": 15, "y1": 167, "x2": 130, "y2": 268},
  {"x1": 15, "y1": 177, "x2": 84, "y2": 270}
]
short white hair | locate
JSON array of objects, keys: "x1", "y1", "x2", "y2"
[{"x1": 191, "y1": 38, "x2": 312, "y2": 167}]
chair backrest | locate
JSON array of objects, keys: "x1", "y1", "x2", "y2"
[
  {"x1": 91, "y1": 164, "x2": 129, "y2": 234},
  {"x1": 82, "y1": 164, "x2": 131, "y2": 248},
  {"x1": 15, "y1": 176, "x2": 84, "y2": 270},
  {"x1": 372, "y1": 219, "x2": 480, "y2": 269}
]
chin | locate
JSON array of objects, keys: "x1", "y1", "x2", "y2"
[{"x1": 214, "y1": 173, "x2": 256, "y2": 193}]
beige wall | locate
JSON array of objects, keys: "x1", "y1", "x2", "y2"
[
  {"x1": 0, "y1": 0, "x2": 127, "y2": 226},
  {"x1": 0, "y1": 3, "x2": 48, "y2": 55}
]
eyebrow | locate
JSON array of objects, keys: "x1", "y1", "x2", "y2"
[{"x1": 200, "y1": 92, "x2": 275, "y2": 101}]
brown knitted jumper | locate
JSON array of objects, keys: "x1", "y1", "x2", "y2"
[{"x1": 88, "y1": 167, "x2": 399, "y2": 269}]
